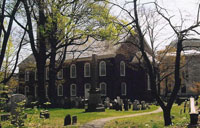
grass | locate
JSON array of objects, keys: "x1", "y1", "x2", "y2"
[
  {"x1": 105, "y1": 103, "x2": 190, "y2": 128},
  {"x1": 1, "y1": 105, "x2": 158, "y2": 128}
]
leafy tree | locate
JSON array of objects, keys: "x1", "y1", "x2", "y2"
[{"x1": 22, "y1": 0, "x2": 122, "y2": 104}]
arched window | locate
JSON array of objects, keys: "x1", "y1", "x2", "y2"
[
  {"x1": 84, "y1": 63, "x2": 90, "y2": 77},
  {"x1": 45, "y1": 85, "x2": 48, "y2": 97},
  {"x1": 120, "y1": 61, "x2": 125, "y2": 76},
  {"x1": 147, "y1": 74, "x2": 151, "y2": 90},
  {"x1": 99, "y1": 82, "x2": 107, "y2": 96},
  {"x1": 70, "y1": 84, "x2": 76, "y2": 96},
  {"x1": 99, "y1": 61, "x2": 106, "y2": 76},
  {"x1": 70, "y1": 64, "x2": 76, "y2": 78},
  {"x1": 57, "y1": 69, "x2": 63, "y2": 79},
  {"x1": 84, "y1": 83, "x2": 91, "y2": 99},
  {"x1": 25, "y1": 70, "x2": 29, "y2": 81},
  {"x1": 34, "y1": 86, "x2": 38, "y2": 98},
  {"x1": 57, "y1": 85, "x2": 63, "y2": 96},
  {"x1": 121, "y1": 82, "x2": 127, "y2": 96},
  {"x1": 24, "y1": 86, "x2": 29, "y2": 96}
]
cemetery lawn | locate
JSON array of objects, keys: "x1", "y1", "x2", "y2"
[
  {"x1": 2, "y1": 105, "x2": 158, "y2": 128},
  {"x1": 105, "y1": 104, "x2": 190, "y2": 128}
]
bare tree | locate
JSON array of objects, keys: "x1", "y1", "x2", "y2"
[{"x1": 109, "y1": 0, "x2": 200, "y2": 126}]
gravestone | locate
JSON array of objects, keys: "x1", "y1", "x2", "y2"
[
  {"x1": 104, "y1": 97, "x2": 110, "y2": 109},
  {"x1": 123, "y1": 99, "x2": 129, "y2": 111},
  {"x1": 86, "y1": 54, "x2": 105, "y2": 112},
  {"x1": 72, "y1": 116, "x2": 77, "y2": 125},
  {"x1": 141, "y1": 101, "x2": 146, "y2": 110},
  {"x1": 133, "y1": 100, "x2": 140, "y2": 110},
  {"x1": 10, "y1": 94, "x2": 27, "y2": 126},
  {"x1": 64, "y1": 114, "x2": 71, "y2": 126}
]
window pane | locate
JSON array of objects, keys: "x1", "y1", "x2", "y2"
[
  {"x1": 100, "y1": 61, "x2": 106, "y2": 76},
  {"x1": 120, "y1": 61, "x2": 125, "y2": 76}
]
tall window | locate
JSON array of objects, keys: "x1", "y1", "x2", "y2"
[
  {"x1": 46, "y1": 67, "x2": 49, "y2": 80},
  {"x1": 84, "y1": 83, "x2": 91, "y2": 99},
  {"x1": 34, "y1": 86, "x2": 38, "y2": 98},
  {"x1": 35, "y1": 69, "x2": 37, "y2": 81},
  {"x1": 121, "y1": 82, "x2": 127, "y2": 96},
  {"x1": 25, "y1": 86, "x2": 29, "y2": 96},
  {"x1": 25, "y1": 70, "x2": 29, "y2": 81},
  {"x1": 57, "y1": 69, "x2": 63, "y2": 79},
  {"x1": 70, "y1": 84, "x2": 76, "y2": 96},
  {"x1": 99, "y1": 61, "x2": 106, "y2": 76},
  {"x1": 84, "y1": 63, "x2": 90, "y2": 77},
  {"x1": 99, "y1": 82, "x2": 107, "y2": 96},
  {"x1": 120, "y1": 61, "x2": 125, "y2": 76},
  {"x1": 70, "y1": 64, "x2": 76, "y2": 78},
  {"x1": 147, "y1": 74, "x2": 151, "y2": 90},
  {"x1": 45, "y1": 85, "x2": 48, "y2": 97},
  {"x1": 57, "y1": 85, "x2": 63, "y2": 96}
]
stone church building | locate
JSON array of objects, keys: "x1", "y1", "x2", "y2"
[{"x1": 18, "y1": 35, "x2": 153, "y2": 105}]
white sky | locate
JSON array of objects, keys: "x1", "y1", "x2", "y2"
[{"x1": 111, "y1": 0, "x2": 200, "y2": 50}]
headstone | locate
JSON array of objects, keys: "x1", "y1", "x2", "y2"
[
  {"x1": 86, "y1": 54, "x2": 105, "y2": 112},
  {"x1": 10, "y1": 94, "x2": 27, "y2": 125},
  {"x1": 40, "y1": 110, "x2": 50, "y2": 119},
  {"x1": 10, "y1": 94, "x2": 27, "y2": 115},
  {"x1": 123, "y1": 99, "x2": 129, "y2": 111},
  {"x1": 141, "y1": 101, "x2": 146, "y2": 110},
  {"x1": 104, "y1": 97, "x2": 110, "y2": 109},
  {"x1": 64, "y1": 114, "x2": 71, "y2": 126},
  {"x1": 133, "y1": 100, "x2": 139, "y2": 110},
  {"x1": 72, "y1": 116, "x2": 77, "y2": 125}
]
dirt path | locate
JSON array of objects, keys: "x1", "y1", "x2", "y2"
[{"x1": 80, "y1": 107, "x2": 162, "y2": 128}]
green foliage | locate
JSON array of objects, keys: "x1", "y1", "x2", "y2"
[{"x1": 10, "y1": 100, "x2": 26, "y2": 128}]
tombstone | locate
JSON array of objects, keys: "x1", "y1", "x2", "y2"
[
  {"x1": 133, "y1": 100, "x2": 139, "y2": 110},
  {"x1": 128, "y1": 100, "x2": 132, "y2": 109},
  {"x1": 104, "y1": 97, "x2": 110, "y2": 109},
  {"x1": 141, "y1": 101, "x2": 146, "y2": 110},
  {"x1": 64, "y1": 114, "x2": 71, "y2": 126},
  {"x1": 10, "y1": 94, "x2": 27, "y2": 115},
  {"x1": 86, "y1": 54, "x2": 105, "y2": 112},
  {"x1": 123, "y1": 99, "x2": 129, "y2": 111},
  {"x1": 40, "y1": 110, "x2": 50, "y2": 119},
  {"x1": 10, "y1": 94, "x2": 27, "y2": 125},
  {"x1": 72, "y1": 116, "x2": 77, "y2": 125}
]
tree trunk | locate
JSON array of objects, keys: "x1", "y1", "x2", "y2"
[
  {"x1": 36, "y1": 59, "x2": 47, "y2": 104},
  {"x1": 48, "y1": 47, "x2": 57, "y2": 106},
  {"x1": 163, "y1": 108, "x2": 172, "y2": 126}
]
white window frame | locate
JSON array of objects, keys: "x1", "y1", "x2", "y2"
[
  {"x1": 99, "y1": 82, "x2": 107, "y2": 96},
  {"x1": 70, "y1": 64, "x2": 76, "y2": 78},
  {"x1": 84, "y1": 83, "x2": 91, "y2": 99},
  {"x1": 35, "y1": 69, "x2": 37, "y2": 81},
  {"x1": 45, "y1": 85, "x2": 48, "y2": 97},
  {"x1": 46, "y1": 67, "x2": 49, "y2": 80},
  {"x1": 70, "y1": 84, "x2": 77, "y2": 96},
  {"x1": 34, "y1": 85, "x2": 38, "y2": 98},
  {"x1": 120, "y1": 61, "x2": 126, "y2": 76},
  {"x1": 57, "y1": 85, "x2": 63, "y2": 96},
  {"x1": 84, "y1": 63, "x2": 90, "y2": 77},
  {"x1": 57, "y1": 69, "x2": 63, "y2": 79},
  {"x1": 25, "y1": 86, "x2": 29, "y2": 96},
  {"x1": 25, "y1": 70, "x2": 29, "y2": 81},
  {"x1": 99, "y1": 61, "x2": 106, "y2": 76},
  {"x1": 147, "y1": 74, "x2": 151, "y2": 90},
  {"x1": 121, "y1": 82, "x2": 127, "y2": 96}
]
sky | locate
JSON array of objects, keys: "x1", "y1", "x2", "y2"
[{"x1": 111, "y1": 0, "x2": 200, "y2": 50}]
